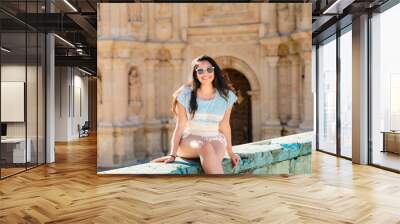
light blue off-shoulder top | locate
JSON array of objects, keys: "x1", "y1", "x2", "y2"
[{"x1": 176, "y1": 85, "x2": 237, "y2": 136}]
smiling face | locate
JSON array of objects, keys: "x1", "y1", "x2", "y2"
[{"x1": 195, "y1": 60, "x2": 215, "y2": 86}]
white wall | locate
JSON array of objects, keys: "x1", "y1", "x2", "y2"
[
  {"x1": 55, "y1": 67, "x2": 89, "y2": 141},
  {"x1": 1, "y1": 65, "x2": 26, "y2": 134},
  {"x1": 1, "y1": 65, "x2": 35, "y2": 137},
  {"x1": 1, "y1": 64, "x2": 46, "y2": 164}
]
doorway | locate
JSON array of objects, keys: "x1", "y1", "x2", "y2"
[{"x1": 223, "y1": 68, "x2": 252, "y2": 145}]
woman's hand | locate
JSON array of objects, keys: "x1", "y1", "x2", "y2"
[
  {"x1": 228, "y1": 153, "x2": 241, "y2": 168},
  {"x1": 150, "y1": 155, "x2": 176, "y2": 163}
]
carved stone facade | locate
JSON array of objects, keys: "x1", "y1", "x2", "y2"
[{"x1": 97, "y1": 3, "x2": 312, "y2": 169}]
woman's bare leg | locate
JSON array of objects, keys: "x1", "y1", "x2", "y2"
[
  {"x1": 178, "y1": 135, "x2": 225, "y2": 174},
  {"x1": 197, "y1": 143, "x2": 224, "y2": 174},
  {"x1": 177, "y1": 134, "x2": 204, "y2": 158},
  {"x1": 209, "y1": 140, "x2": 226, "y2": 161}
]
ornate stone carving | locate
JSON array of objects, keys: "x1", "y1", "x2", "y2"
[
  {"x1": 189, "y1": 4, "x2": 259, "y2": 27},
  {"x1": 155, "y1": 4, "x2": 173, "y2": 41},
  {"x1": 277, "y1": 4, "x2": 295, "y2": 35},
  {"x1": 278, "y1": 43, "x2": 289, "y2": 57},
  {"x1": 157, "y1": 47, "x2": 172, "y2": 62},
  {"x1": 278, "y1": 56, "x2": 291, "y2": 124},
  {"x1": 97, "y1": 68, "x2": 103, "y2": 105},
  {"x1": 189, "y1": 33, "x2": 259, "y2": 44},
  {"x1": 129, "y1": 4, "x2": 143, "y2": 23},
  {"x1": 260, "y1": 37, "x2": 282, "y2": 57},
  {"x1": 260, "y1": 4, "x2": 277, "y2": 37},
  {"x1": 128, "y1": 66, "x2": 142, "y2": 118},
  {"x1": 128, "y1": 66, "x2": 141, "y2": 103},
  {"x1": 291, "y1": 32, "x2": 312, "y2": 53},
  {"x1": 295, "y1": 4, "x2": 312, "y2": 31},
  {"x1": 128, "y1": 4, "x2": 147, "y2": 40},
  {"x1": 97, "y1": 68, "x2": 103, "y2": 123}
]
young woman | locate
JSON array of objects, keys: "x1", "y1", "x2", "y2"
[{"x1": 151, "y1": 55, "x2": 241, "y2": 174}]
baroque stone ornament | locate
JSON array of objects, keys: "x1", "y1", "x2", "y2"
[
  {"x1": 129, "y1": 4, "x2": 143, "y2": 23},
  {"x1": 128, "y1": 66, "x2": 142, "y2": 116},
  {"x1": 155, "y1": 4, "x2": 173, "y2": 41},
  {"x1": 189, "y1": 4, "x2": 258, "y2": 27},
  {"x1": 97, "y1": 68, "x2": 103, "y2": 105}
]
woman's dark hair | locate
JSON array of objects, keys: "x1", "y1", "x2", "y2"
[{"x1": 171, "y1": 55, "x2": 234, "y2": 119}]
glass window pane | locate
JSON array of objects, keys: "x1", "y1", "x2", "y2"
[
  {"x1": 1, "y1": 0, "x2": 46, "y2": 179},
  {"x1": 1, "y1": 28, "x2": 28, "y2": 177},
  {"x1": 318, "y1": 36, "x2": 337, "y2": 154},
  {"x1": 340, "y1": 28, "x2": 352, "y2": 158},
  {"x1": 27, "y1": 31, "x2": 38, "y2": 169},
  {"x1": 38, "y1": 32, "x2": 45, "y2": 165},
  {"x1": 371, "y1": 4, "x2": 400, "y2": 171}
]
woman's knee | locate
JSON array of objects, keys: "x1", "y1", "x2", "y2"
[{"x1": 198, "y1": 143, "x2": 216, "y2": 158}]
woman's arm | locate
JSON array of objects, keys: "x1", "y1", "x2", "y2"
[
  {"x1": 169, "y1": 102, "x2": 188, "y2": 156},
  {"x1": 219, "y1": 107, "x2": 234, "y2": 156}
]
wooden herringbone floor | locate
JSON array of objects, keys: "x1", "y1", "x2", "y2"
[{"x1": 1, "y1": 135, "x2": 400, "y2": 224}]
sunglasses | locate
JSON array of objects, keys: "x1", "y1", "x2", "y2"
[{"x1": 196, "y1": 66, "x2": 215, "y2": 75}]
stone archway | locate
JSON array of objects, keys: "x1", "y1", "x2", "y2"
[
  {"x1": 214, "y1": 56, "x2": 261, "y2": 141},
  {"x1": 223, "y1": 69, "x2": 252, "y2": 145},
  {"x1": 215, "y1": 56, "x2": 260, "y2": 92}
]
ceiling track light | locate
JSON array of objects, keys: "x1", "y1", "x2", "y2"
[
  {"x1": 63, "y1": 0, "x2": 78, "y2": 12},
  {"x1": 1, "y1": 47, "x2": 11, "y2": 53},
  {"x1": 78, "y1": 67, "x2": 93, "y2": 76},
  {"x1": 54, "y1": 34, "x2": 75, "y2": 48},
  {"x1": 322, "y1": 0, "x2": 355, "y2": 15}
]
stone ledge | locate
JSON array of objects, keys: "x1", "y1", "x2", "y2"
[{"x1": 98, "y1": 132, "x2": 313, "y2": 175}]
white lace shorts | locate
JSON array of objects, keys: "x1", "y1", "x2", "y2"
[{"x1": 181, "y1": 131, "x2": 227, "y2": 148}]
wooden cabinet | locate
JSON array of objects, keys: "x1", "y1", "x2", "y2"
[{"x1": 382, "y1": 131, "x2": 400, "y2": 154}]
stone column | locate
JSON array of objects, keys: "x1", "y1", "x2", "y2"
[
  {"x1": 287, "y1": 54, "x2": 301, "y2": 132},
  {"x1": 99, "y1": 51, "x2": 113, "y2": 126},
  {"x1": 296, "y1": 4, "x2": 312, "y2": 31},
  {"x1": 291, "y1": 31, "x2": 312, "y2": 132},
  {"x1": 97, "y1": 41, "x2": 114, "y2": 168},
  {"x1": 144, "y1": 59, "x2": 158, "y2": 121},
  {"x1": 148, "y1": 4, "x2": 156, "y2": 41},
  {"x1": 263, "y1": 56, "x2": 282, "y2": 138},
  {"x1": 247, "y1": 90, "x2": 261, "y2": 141},
  {"x1": 277, "y1": 3, "x2": 295, "y2": 35},
  {"x1": 299, "y1": 51, "x2": 313, "y2": 131},
  {"x1": 172, "y1": 4, "x2": 180, "y2": 41},
  {"x1": 143, "y1": 58, "x2": 163, "y2": 158},
  {"x1": 144, "y1": 122, "x2": 163, "y2": 158},
  {"x1": 179, "y1": 4, "x2": 188, "y2": 41},
  {"x1": 260, "y1": 37, "x2": 282, "y2": 139},
  {"x1": 277, "y1": 56, "x2": 291, "y2": 125},
  {"x1": 114, "y1": 42, "x2": 137, "y2": 167},
  {"x1": 112, "y1": 44, "x2": 130, "y2": 125},
  {"x1": 267, "y1": 4, "x2": 278, "y2": 35},
  {"x1": 97, "y1": 41, "x2": 137, "y2": 169},
  {"x1": 260, "y1": 4, "x2": 277, "y2": 37},
  {"x1": 97, "y1": 3, "x2": 137, "y2": 169},
  {"x1": 171, "y1": 58, "x2": 184, "y2": 92}
]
